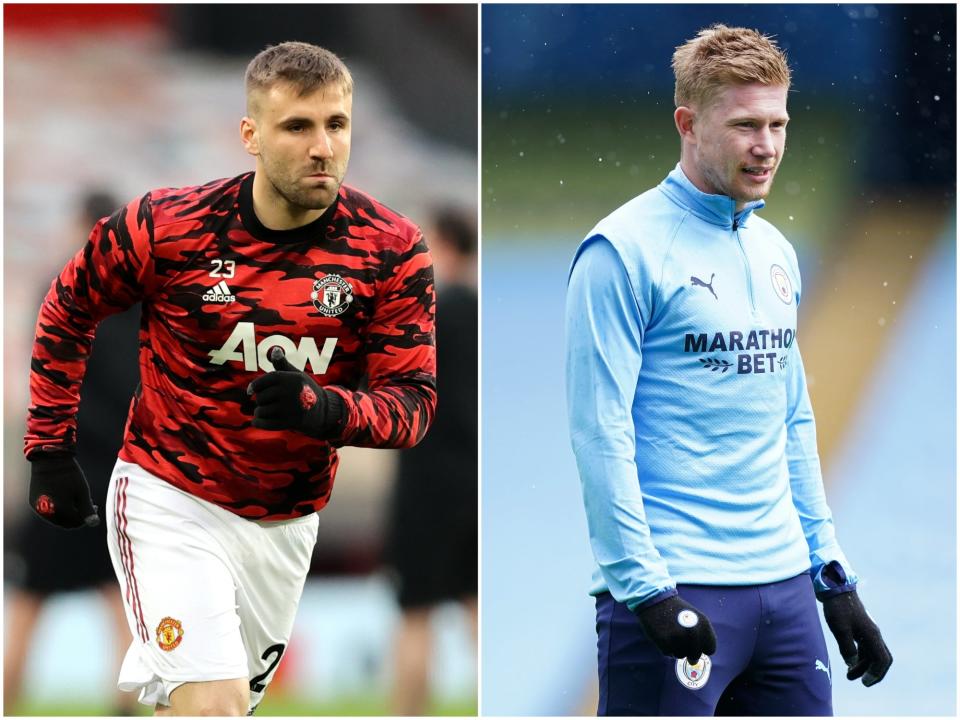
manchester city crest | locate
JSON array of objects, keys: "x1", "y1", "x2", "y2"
[
  {"x1": 770, "y1": 264, "x2": 793, "y2": 305},
  {"x1": 311, "y1": 274, "x2": 354, "y2": 317},
  {"x1": 675, "y1": 655, "x2": 712, "y2": 690}
]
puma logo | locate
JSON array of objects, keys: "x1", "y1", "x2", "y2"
[
  {"x1": 815, "y1": 659, "x2": 831, "y2": 683},
  {"x1": 690, "y1": 273, "x2": 717, "y2": 300}
]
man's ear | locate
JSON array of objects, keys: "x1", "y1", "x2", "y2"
[
  {"x1": 240, "y1": 116, "x2": 259, "y2": 157},
  {"x1": 674, "y1": 106, "x2": 697, "y2": 142}
]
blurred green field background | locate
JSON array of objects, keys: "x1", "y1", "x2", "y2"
[
  {"x1": 4, "y1": 579, "x2": 477, "y2": 717},
  {"x1": 482, "y1": 102, "x2": 854, "y2": 248},
  {"x1": 12, "y1": 695, "x2": 476, "y2": 717}
]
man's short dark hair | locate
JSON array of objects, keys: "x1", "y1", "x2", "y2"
[{"x1": 245, "y1": 41, "x2": 353, "y2": 115}]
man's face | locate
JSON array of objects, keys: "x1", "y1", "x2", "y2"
[
  {"x1": 687, "y1": 83, "x2": 789, "y2": 206},
  {"x1": 244, "y1": 82, "x2": 352, "y2": 212}
]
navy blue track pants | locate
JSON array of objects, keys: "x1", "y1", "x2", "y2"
[{"x1": 596, "y1": 573, "x2": 833, "y2": 716}]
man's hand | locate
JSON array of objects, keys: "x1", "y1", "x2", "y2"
[
  {"x1": 634, "y1": 594, "x2": 717, "y2": 664},
  {"x1": 28, "y1": 452, "x2": 100, "y2": 529},
  {"x1": 247, "y1": 347, "x2": 342, "y2": 437},
  {"x1": 822, "y1": 590, "x2": 892, "y2": 686}
]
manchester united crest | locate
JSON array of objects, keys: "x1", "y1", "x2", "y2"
[
  {"x1": 156, "y1": 617, "x2": 184, "y2": 652},
  {"x1": 311, "y1": 274, "x2": 354, "y2": 317}
]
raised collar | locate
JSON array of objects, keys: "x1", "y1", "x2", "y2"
[{"x1": 658, "y1": 163, "x2": 764, "y2": 229}]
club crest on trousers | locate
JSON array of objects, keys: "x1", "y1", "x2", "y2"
[{"x1": 676, "y1": 655, "x2": 712, "y2": 690}]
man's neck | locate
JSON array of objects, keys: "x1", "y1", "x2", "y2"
[
  {"x1": 251, "y1": 172, "x2": 327, "y2": 230},
  {"x1": 678, "y1": 156, "x2": 747, "y2": 212}
]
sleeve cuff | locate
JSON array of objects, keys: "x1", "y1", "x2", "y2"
[
  {"x1": 812, "y1": 560, "x2": 858, "y2": 601},
  {"x1": 26, "y1": 444, "x2": 77, "y2": 461},
  {"x1": 321, "y1": 388, "x2": 348, "y2": 439},
  {"x1": 628, "y1": 587, "x2": 678, "y2": 614}
]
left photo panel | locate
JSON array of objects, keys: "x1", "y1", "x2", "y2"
[{"x1": 3, "y1": 5, "x2": 477, "y2": 716}]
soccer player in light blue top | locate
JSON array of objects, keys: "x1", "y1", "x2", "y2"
[{"x1": 565, "y1": 24, "x2": 891, "y2": 716}]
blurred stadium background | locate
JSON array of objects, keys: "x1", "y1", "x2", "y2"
[
  {"x1": 481, "y1": 4, "x2": 955, "y2": 716},
  {"x1": 3, "y1": 4, "x2": 476, "y2": 716}
]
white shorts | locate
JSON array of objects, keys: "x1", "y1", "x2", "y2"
[{"x1": 105, "y1": 459, "x2": 318, "y2": 711}]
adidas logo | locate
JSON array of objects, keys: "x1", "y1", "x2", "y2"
[{"x1": 203, "y1": 281, "x2": 236, "y2": 304}]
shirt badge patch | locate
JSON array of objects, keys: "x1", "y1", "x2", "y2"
[
  {"x1": 312, "y1": 274, "x2": 354, "y2": 317},
  {"x1": 676, "y1": 654, "x2": 712, "y2": 690},
  {"x1": 156, "y1": 617, "x2": 184, "y2": 652},
  {"x1": 770, "y1": 264, "x2": 793, "y2": 304}
]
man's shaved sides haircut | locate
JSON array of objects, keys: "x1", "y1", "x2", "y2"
[
  {"x1": 672, "y1": 24, "x2": 791, "y2": 110},
  {"x1": 245, "y1": 41, "x2": 353, "y2": 116}
]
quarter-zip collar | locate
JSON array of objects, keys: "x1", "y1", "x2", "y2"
[{"x1": 658, "y1": 163, "x2": 764, "y2": 230}]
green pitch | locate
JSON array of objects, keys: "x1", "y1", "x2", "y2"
[{"x1": 11, "y1": 692, "x2": 478, "y2": 716}]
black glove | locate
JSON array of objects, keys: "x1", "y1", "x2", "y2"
[
  {"x1": 28, "y1": 451, "x2": 100, "y2": 529},
  {"x1": 822, "y1": 589, "x2": 892, "y2": 686},
  {"x1": 634, "y1": 594, "x2": 717, "y2": 664},
  {"x1": 247, "y1": 346, "x2": 344, "y2": 437}
]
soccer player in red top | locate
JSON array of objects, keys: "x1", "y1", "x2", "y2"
[{"x1": 24, "y1": 42, "x2": 436, "y2": 716}]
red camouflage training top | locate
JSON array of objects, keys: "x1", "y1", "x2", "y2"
[{"x1": 25, "y1": 172, "x2": 436, "y2": 520}]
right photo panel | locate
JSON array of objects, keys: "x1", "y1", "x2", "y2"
[{"x1": 481, "y1": 4, "x2": 956, "y2": 716}]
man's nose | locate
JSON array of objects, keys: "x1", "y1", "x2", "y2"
[
  {"x1": 309, "y1": 131, "x2": 334, "y2": 159},
  {"x1": 752, "y1": 129, "x2": 776, "y2": 157}
]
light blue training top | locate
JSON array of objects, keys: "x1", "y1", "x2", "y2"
[{"x1": 565, "y1": 164, "x2": 857, "y2": 611}]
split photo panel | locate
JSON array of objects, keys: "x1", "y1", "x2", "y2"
[{"x1": 2, "y1": 2, "x2": 956, "y2": 717}]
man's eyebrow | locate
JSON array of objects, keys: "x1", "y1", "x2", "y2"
[
  {"x1": 277, "y1": 112, "x2": 350, "y2": 124},
  {"x1": 277, "y1": 115, "x2": 315, "y2": 125},
  {"x1": 727, "y1": 114, "x2": 790, "y2": 124}
]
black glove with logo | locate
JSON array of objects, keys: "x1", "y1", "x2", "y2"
[
  {"x1": 634, "y1": 594, "x2": 717, "y2": 664},
  {"x1": 247, "y1": 346, "x2": 344, "y2": 437},
  {"x1": 28, "y1": 451, "x2": 100, "y2": 529},
  {"x1": 822, "y1": 589, "x2": 892, "y2": 686}
]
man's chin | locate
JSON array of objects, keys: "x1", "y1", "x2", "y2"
[
  {"x1": 741, "y1": 190, "x2": 770, "y2": 204},
  {"x1": 291, "y1": 187, "x2": 339, "y2": 212},
  {"x1": 733, "y1": 180, "x2": 773, "y2": 204}
]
